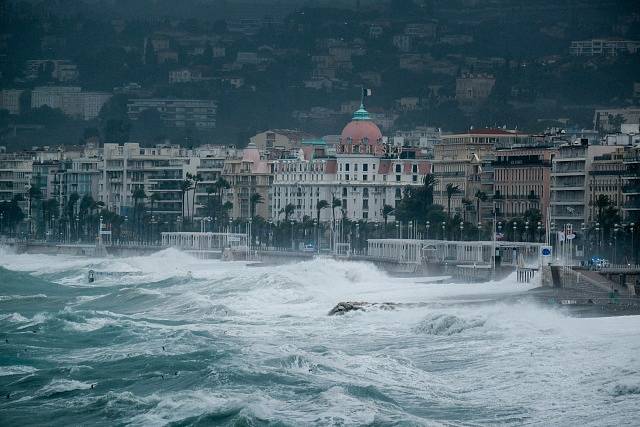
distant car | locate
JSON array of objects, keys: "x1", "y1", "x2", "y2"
[{"x1": 303, "y1": 244, "x2": 316, "y2": 252}]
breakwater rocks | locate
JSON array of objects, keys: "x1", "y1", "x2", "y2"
[{"x1": 328, "y1": 301, "x2": 397, "y2": 315}]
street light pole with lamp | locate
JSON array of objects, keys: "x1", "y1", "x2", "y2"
[{"x1": 425, "y1": 221, "x2": 430, "y2": 240}]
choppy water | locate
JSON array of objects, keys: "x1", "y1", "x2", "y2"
[{"x1": 1, "y1": 247, "x2": 640, "y2": 426}]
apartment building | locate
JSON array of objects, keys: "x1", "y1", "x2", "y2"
[
  {"x1": 221, "y1": 143, "x2": 273, "y2": 220},
  {"x1": 0, "y1": 155, "x2": 32, "y2": 206},
  {"x1": 587, "y1": 148, "x2": 626, "y2": 222},
  {"x1": 493, "y1": 147, "x2": 555, "y2": 222},
  {"x1": 432, "y1": 130, "x2": 498, "y2": 215},
  {"x1": 550, "y1": 143, "x2": 619, "y2": 235},
  {"x1": 570, "y1": 39, "x2": 640, "y2": 56},
  {"x1": 99, "y1": 143, "x2": 198, "y2": 221},
  {"x1": 127, "y1": 99, "x2": 217, "y2": 128},
  {"x1": 31, "y1": 86, "x2": 111, "y2": 120},
  {"x1": 0, "y1": 89, "x2": 24, "y2": 115},
  {"x1": 622, "y1": 146, "x2": 640, "y2": 223}
]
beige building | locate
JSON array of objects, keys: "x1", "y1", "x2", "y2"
[
  {"x1": 587, "y1": 147, "x2": 626, "y2": 222},
  {"x1": 249, "y1": 129, "x2": 315, "y2": 155},
  {"x1": 493, "y1": 147, "x2": 556, "y2": 223},
  {"x1": 455, "y1": 73, "x2": 495, "y2": 107},
  {"x1": 222, "y1": 143, "x2": 273, "y2": 219},
  {"x1": 432, "y1": 130, "x2": 500, "y2": 215}
]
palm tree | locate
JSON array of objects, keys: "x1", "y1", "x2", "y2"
[
  {"x1": 461, "y1": 198, "x2": 473, "y2": 223},
  {"x1": 214, "y1": 177, "x2": 230, "y2": 219},
  {"x1": 67, "y1": 192, "x2": 80, "y2": 237},
  {"x1": 250, "y1": 192, "x2": 264, "y2": 218},
  {"x1": 205, "y1": 187, "x2": 215, "y2": 217},
  {"x1": 189, "y1": 173, "x2": 203, "y2": 219},
  {"x1": 331, "y1": 197, "x2": 341, "y2": 223},
  {"x1": 316, "y1": 199, "x2": 329, "y2": 223},
  {"x1": 284, "y1": 203, "x2": 296, "y2": 221},
  {"x1": 475, "y1": 190, "x2": 487, "y2": 223},
  {"x1": 422, "y1": 174, "x2": 438, "y2": 207},
  {"x1": 132, "y1": 188, "x2": 146, "y2": 237},
  {"x1": 594, "y1": 194, "x2": 610, "y2": 223},
  {"x1": 446, "y1": 183, "x2": 462, "y2": 219},
  {"x1": 27, "y1": 185, "x2": 41, "y2": 236},
  {"x1": 180, "y1": 179, "x2": 193, "y2": 219},
  {"x1": 382, "y1": 204, "x2": 394, "y2": 227}
]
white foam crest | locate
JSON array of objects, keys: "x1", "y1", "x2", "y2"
[
  {"x1": 38, "y1": 379, "x2": 93, "y2": 396},
  {"x1": 127, "y1": 389, "x2": 275, "y2": 426},
  {"x1": 0, "y1": 365, "x2": 38, "y2": 376}
]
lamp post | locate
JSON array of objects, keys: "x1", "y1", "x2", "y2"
[
  {"x1": 513, "y1": 222, "x2": 518, "y2": 242},
  {"x1": 426, "y1": 221, "x2": 430, "y2": 240},
  {"x1": 525, "y1": 221, "x2": 529, "y2": 242},
  {"x1": 497, "y1": 221, "x2": 502, "y2": 239},
  {"x1": 459, "y1": 221, "x2": 464, "y2": 241},
  {"x1": 176, "y1": 216, "x2": 182, "y2": 232},
  {"x1": 631, "y1": 222, "x2": 636, "y2": 266},
  {"x1": 580, "y1": 222, "x2": 587, "y2": 261},
  {"x1": 408, "y1": 221, "x2": 413, "y2": 240},
  {"x1": 614, "y1": 223, "x2": 620, "y2": 265},
  {"x1": 313, "y1": 218, "x2": 318, "y2": 252},
  {"x1": 477, "y1": 222, "x2": 482, "y2": 241},
  {"x1": 75, "y1": 215, "x2": 79, "y2": 243},
  {"x1": 441, "y1": 221, "x2": 446, "y2": 240},
  {"x1": 537, "y1": 221, "x2": 542, "y2": 243},
  {"x1": 290, "y1": 220, "x2": 295, "y2": 250},
  {"x1": 396, "y1": 221, "x2": 400, "y2": 239},
  {"x1": 0, "y1": 212, "x2": 3, "y2": 235}
]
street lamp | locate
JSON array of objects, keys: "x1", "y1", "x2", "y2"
[
  {"x1": 537, "y1": 221, "x2": 542, "y2": 243},
  {"x1": 631, "y1": 223, "x2": 636, "y2": 266},
  {"x1": 396, "y1": 221, "x2": 400, "y2": 239},
  {"x1": 459, "y1": 221, "x2": 464, "y2": 241},
  {"x1": 513, "y1": 222, "x2": 518, "y2": 242},
  {"x1": 525, "y1": 221, "x2": 529, "y2": 242},
  {"x1": 613, "y1": 223, "x2": 620, "y2": 265},
  {"x1": 408, "y1": 221, "x2": 413, "y2": 240},
  {"x1": 290, "y1": 220, "x2": 295, "y2": 250},
  {"x1": 426, "y1": 221, "x2": 430, "y2": 240},
  {"x1": 477, "y1": 222, "x2": 482, "y2": 241},
  {"x1": 441, "y1": 221, "x2": 446, "y2": 240},
  {"x1": 313, "y1": 218, "x2": 318, "y2": 252}
]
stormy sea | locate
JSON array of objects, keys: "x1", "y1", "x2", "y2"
[{"x1": 1, "y1": 247, "x2": 640, "y2": 426}]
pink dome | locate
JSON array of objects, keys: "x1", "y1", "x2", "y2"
[{"x1": 340, "y1": 120, "x2": 382, "y2": 145}]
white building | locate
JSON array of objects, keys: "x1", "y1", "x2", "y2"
[
  {"x1": 570, "y1": 39, "x2": 640, "y2": 56},
  {"x1": 30, "y1": 86, "x2": 111, "y2": 120},
  {"x1": 0, "y1": 89, "x2": 24, "y2": 115},
  {"x1": 99, "y1": 143, "x2": 199, "y2": 220},
  {"x1": 271, "y1": 106, "x2": 430, "y2": 223}
]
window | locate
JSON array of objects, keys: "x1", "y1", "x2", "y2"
[
  {"x1": 363, "y1": 212, "x2": 368, "y2": 219},
  {"x1": 363, "y1": 199, "x2": 369, "y2": 209},
  {"x1": 363, "y1": 188, "x2": 369, "y2": 198},
  {"x1": 412, "y1": 164, "x2": 418, "y2": 173},
  {"x1": 363, "y1": 174, "x2": 368, "y2": 181},
  {"x1": 363, "y1": 164, "x2": 368, "y2": 172},
  {"x1": 345, "y1": 163, "x2": 350, "y2": 172},
  {"x1": 355, "y1": 164, "x2": 358, "y2": 172},
  {"x1": 396, "y1": 175, "x2": 401, "y2": 182},
  {"x1": 395, "y1": 164, "x2": 401, "y2": 173},
  {"x1": 395, "y1": 188, "x2": 402, "y2": 199},
  {"x1": 345, "y1": 174, "x2": 350, "y2": 181},
  {"x1": 342, "y1": 188, "x2": 347, "y2": 197}
]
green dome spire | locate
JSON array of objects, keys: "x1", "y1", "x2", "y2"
[{"x1": 352, "y1": 103, "x2": 371, "y2": 121}]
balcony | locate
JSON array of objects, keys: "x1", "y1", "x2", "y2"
[
  {"x1": 623, "y1": 201, "x2": 640, "y2": 210},
  {"x1": 623, "y1": 185, "x2": 640, "y2": 195},
  {"x1": 550, "y1": 200, "x2": 584, "y2": 205}
]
